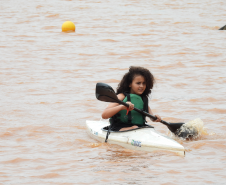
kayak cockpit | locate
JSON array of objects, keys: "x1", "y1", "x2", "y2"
[{"x1": 101, "y1": 124, "x2": 154, "y2": 133}]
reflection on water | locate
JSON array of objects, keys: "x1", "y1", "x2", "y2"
[{"x1": 0, "y1": 0, "x2": 226, "y2": 184}]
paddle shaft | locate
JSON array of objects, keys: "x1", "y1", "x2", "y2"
[{"x1": 116, "y1": 99, "x2": 170, "y2": 127}]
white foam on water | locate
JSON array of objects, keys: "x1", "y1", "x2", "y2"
[
  {"x1": 185, "y1": 118, "x2": 205, "y2": 133},
  {"x1": 168, "y1": 118, "x2": 208, "y2": 140},
  {"x1": 178, "y1": 118, "x2": 207, "y2": 139}
]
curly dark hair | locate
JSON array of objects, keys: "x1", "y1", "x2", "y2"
[{"x1": 116, "y1": 66, "x2": 155, "y2": 97}]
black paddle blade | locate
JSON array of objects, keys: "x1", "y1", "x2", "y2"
[
  {"x1": 160, "y1": 120, "x2": 185, "y2": 135},
  {"x1": 96, "y1": 83, "x2": 119, "y2": 103},
  {"x1": 167, "y1": 122, "x2": 185, "y2": 133}
]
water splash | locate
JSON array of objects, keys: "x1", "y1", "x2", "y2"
[{"x1": 175, "y1": 118, "x2": 207, "y2": 139}]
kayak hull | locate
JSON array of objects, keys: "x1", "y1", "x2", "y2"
[{"x1": 86, "y1": 120, "x2": 185, "y2": 156}]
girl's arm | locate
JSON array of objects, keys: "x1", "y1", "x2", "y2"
[
  {"x1": 148, "y1": 106, "x2": 161, "y2": 122},
  {"x1": 102, "y1": 93, "x2": 134, "y2": 119}
]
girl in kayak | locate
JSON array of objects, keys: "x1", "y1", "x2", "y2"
[{"x1": 102, "y1": 66, "x2": 161, "y2": 131}]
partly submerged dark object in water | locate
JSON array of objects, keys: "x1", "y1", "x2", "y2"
[{"x1": 219, "y1": 25, "x2": 226, "y2": 30}]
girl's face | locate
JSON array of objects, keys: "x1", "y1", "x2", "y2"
[{"x1": 129, "y1": 75, "x2": 146, "y2": 95}]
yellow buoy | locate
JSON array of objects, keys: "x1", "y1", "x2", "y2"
[{"x1": 62, "y1": 21, "x2": 76, "y2": 32}]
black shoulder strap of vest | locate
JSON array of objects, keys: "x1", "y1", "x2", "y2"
[
  {"x1": 124, "y1": 92, "x2": 132, "y2": 124},
  {"x1": 143, "y1": 95, "x2": 148, "y2": 112},
  {"x1": 142, "y1": 95, "x2": 149, "y2": 123}
]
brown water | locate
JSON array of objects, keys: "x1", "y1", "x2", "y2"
[{"x1": 1, "y1": 0, "x2": 226, "y2": 184}]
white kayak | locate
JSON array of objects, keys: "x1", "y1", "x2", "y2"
[{"x1": 86, "y1": 120, "x2": 185, "y2": 156}]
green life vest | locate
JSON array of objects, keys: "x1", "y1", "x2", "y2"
[{"x1": 113, "y1": 94, "x2": 145, "y2": 125}]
